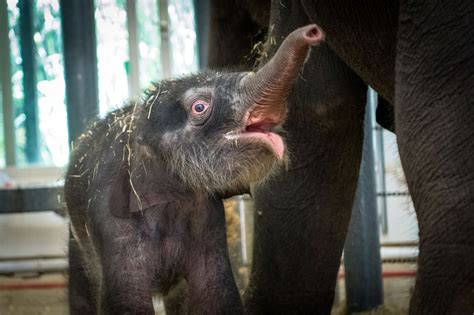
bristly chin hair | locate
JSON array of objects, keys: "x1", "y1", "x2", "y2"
[{"x1": 160, "y1": 136, "x2": 287, "y2": 195}]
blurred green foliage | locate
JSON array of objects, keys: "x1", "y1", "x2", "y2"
[
  {"x1": 2, "y1": 0, "x2": 197, "y2": 167},
  {"x1": 6, "y1": 0, "x2": 67, "y2": 167}
]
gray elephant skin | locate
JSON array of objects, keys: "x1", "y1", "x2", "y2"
[{"x1": 207, "y1": 0, "x2": 474, "y2": 314}]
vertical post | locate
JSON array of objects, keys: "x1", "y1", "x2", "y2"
[
  {"x1": 374, "y1": 93, "x2": 389, "y2": 234},
  {"x1": 126, "y1": 0, "x2": 140, "y2": 99},
  {"x1": 238, "y1": 195, "x2": 248, "y2": 264},
  {"x1": 60, "y1": 0, "x2": 99, "y2": 144},
  {"x1": 19, "y1": 0, "x2": 40, "y2": 163},
  {"x1": 344, "y1": 89, "x2": 384, "y2": 312},
  {"x1": 0, "y1": 0, "x2": 16, "y2": 165},
  {"x1": 158, "y1": 0, "x2": 171, "y2": 78},
  {"x1": 193, "y1": 0, "x2": 209, "y2": 69}
]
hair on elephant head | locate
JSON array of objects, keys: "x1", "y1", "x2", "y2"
[{"x1": 65, "y1": 24, "x2": 324, "y2": 314}]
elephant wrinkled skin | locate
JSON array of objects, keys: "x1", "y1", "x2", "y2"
[{"x1": 208, "y1": 0, "x2": 474, "y2": 314}]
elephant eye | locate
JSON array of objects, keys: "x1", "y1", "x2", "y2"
[{"x1": 191, "y1": 100, "x2": 210, "y2": 116}]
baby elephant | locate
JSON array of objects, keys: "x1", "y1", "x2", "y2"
[{"x1": 65, "y1": 24, "x2": 323, "y2": 314}]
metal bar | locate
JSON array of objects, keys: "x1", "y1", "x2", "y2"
[
  {"x1": 193, "y1": 0, "x2": 209, "y2": 69},
  {"x1": 238, "y1": 195, "x2": 248, "y2": 264},
  {"x1": 0, "y1": 280, "x2": 66, "y2": 290},
  {"x1": 381, "y1": 241, "x2": 418, "y2": 247},
  {"x1": 377, "y1": 191, "x2": 410, "y2": 197},
  {"x1": 158, "y1": 0, "x2": 172, "y2": 78},
  {"x1": 373, "y1": 92, "x2": 389, "y2": 234},
  {"x1": 0, "y1": 186, "x2": 64, "y2": 214},
  {"x1": 344, "y1": 90, "x2": 384, "y2": 312},
  {"x1": 0, "y1": 255, "x2": 66, "y2": 262},
  {"x1": 60, "y1": 0, "x2": 99, "y2": 144},
  {"x1": 0, "y1": 0, "x2": 16, "y2": 165},
  {"x1": 0, "y1": 258, "x2": 67, "y2": 275},
  {"x1": 126, "y1": 0, "x2": 140, "y2": 99},
  {"x1": 19, "y1": 0, "x2": 40, "y2": 163}
]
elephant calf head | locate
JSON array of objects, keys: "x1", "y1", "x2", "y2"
[{"x1": 133, "y1": 24, "x2": 324, "y2": 196}]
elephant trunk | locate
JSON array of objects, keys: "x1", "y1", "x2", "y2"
[{"x1": 240, "y1": 24, "x2": 324, "y2": 126}]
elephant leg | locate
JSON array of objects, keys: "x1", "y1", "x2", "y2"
[
  {"x1": 245, "y1": 60, "x2": 366, "y2": 314},
  {"x1": 68, "y1": 235, "x2": 97, "y2": 314},
  {"x1": 97, "y1": 227, "x2": 155, "y2": 314},
  {"x1": 395, "y1": 1, "x2": 474, "y2": 314},
  {"x1": 207, "y1": 0, "x2": 269, "y2": 69},
  {"x1": 184, "y1": 203, "x2": 243, "y2": 314},
  {"x1": 185, "y1": 251, "x2": 242, "y2": 314},
  {"x1": 243, "y1": 4, "x2": 367, "y2": 312},
  {"x1": 99, "y1": 254, "x2": 154, "y2": 314}
]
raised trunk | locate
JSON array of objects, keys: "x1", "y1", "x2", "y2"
[{"x1": 241, "y1": 25, "x2": 324, "y2": 124}]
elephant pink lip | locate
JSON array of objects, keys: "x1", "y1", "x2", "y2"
[
  {"x1": 224, "y1": 107, "x2": 286, "y2": 159},
  {"x1": 224, "y1": 122, "x2": 285, "y2": 160},
  {"x1": 244, "y1": 124, "x2": 285, "y2": 159}
]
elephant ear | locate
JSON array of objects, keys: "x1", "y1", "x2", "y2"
[
  {"x1": 376, "y1": 95, "x2": 396, "y2": 133},
  {"x1": 109, "y1": 162, "x2": 132, "y2": 218},
  {"x1": 109, "y1": 159, "x2": 181, "y2": 218}
]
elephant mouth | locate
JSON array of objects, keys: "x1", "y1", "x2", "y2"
[{"x1": 224, "y1": 106, "x2": 286, "y2": 160}]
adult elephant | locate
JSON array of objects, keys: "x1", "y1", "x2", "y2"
[{"x1": 207, "y1": 0, "x2": 474, "y2": 314}]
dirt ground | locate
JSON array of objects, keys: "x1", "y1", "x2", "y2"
[
  {"x1": 0, "y1": 263, "x2": 414, "y2": 315},
  {"x1": 332, "y1": 263, "x2": 414, "y2": 315}
]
